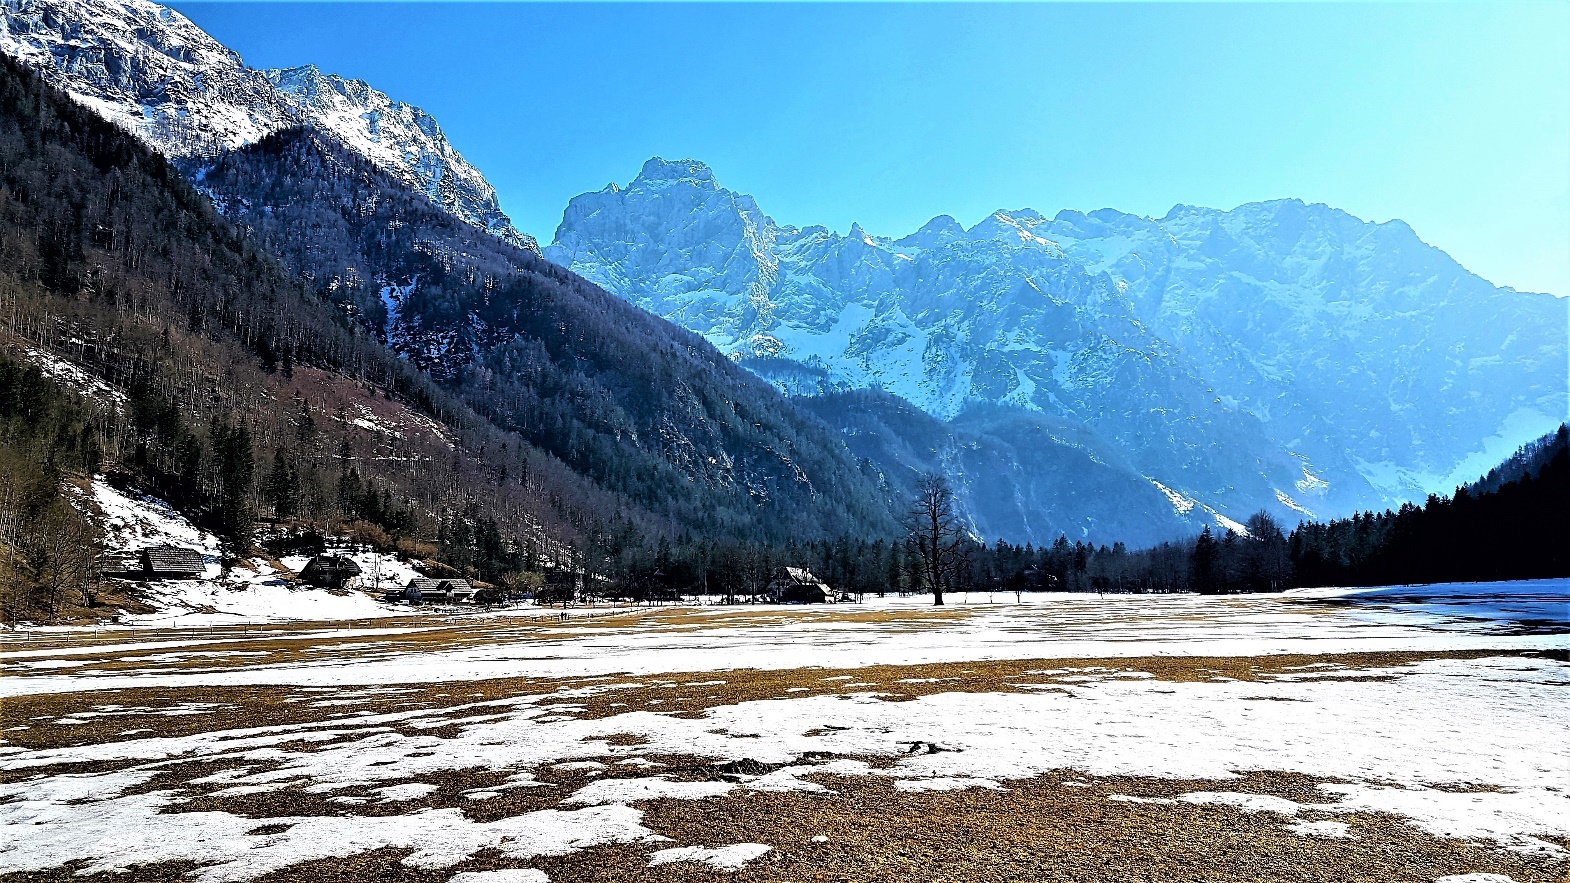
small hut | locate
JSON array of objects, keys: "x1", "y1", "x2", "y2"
[
  {"x1": 387, "y1": 576, "x2": 444, "y2": 603},
  {"x1": 136, "y1": 546, "x2": 205, "y2": 580},
  {"x1": 769, "y1": 567, "x2": 834, "y2": 604},
  {"x1": 386, "y1": 577, "x2": 478, "y2": 605},
  {"x1": 300, "y1": 554, "x2": 362, "y2": 589},
  {"x1": 442, "y1": 579, "x2": 477, "y2": 603}
]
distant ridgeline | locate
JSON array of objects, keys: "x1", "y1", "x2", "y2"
[{"x1": 964, "y1": 425, "x2": 1569, "y2": 594}]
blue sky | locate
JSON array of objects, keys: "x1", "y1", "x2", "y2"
[{"x1": 172, "y1": 2, "x2": 1570, "y2": 296}]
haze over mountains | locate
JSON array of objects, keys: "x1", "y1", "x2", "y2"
[{"x1": 3, "y1": 0, "x2": 1565, "y2": 547}]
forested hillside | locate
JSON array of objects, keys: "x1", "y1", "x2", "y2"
[
  {"x1": 0, "y1": 56, "x2": 894, "y2": 619},
  {"x1": 191, "y1": 127, "x2": 896, "y2": 543},
  {"x1": 1289, "y1": 425, "x2": 1568, "y2": 587},
  {"x1": 797, "y1": 389, "x2": 1195, "y2": 546}
]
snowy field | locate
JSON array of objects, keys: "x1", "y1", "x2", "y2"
[{"x1": 1, "y1": 584, "x2": 1566, "y2": 882}]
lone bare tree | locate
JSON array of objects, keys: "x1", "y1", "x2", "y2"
[{"x1": 906, "y1": 474, "x2": 966, "y2": 606}]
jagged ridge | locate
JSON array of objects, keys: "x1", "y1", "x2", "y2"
[{"x1": 0, "y1": 0, "x2": 534, "y2": 249}]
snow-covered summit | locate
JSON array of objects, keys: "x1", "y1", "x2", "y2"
[
  {"x1": 634, "y1": 156, "x2": 721, "y2": 187},
  {"x1": 548, "y1": 157, "x2": 1569, "y2": 525},
  {"x1": 548, "y1": 158, "x2": 1317, "y2": 531},
  {"x1": 0, "y1": 0, "x2": 534, "y2": 249}
]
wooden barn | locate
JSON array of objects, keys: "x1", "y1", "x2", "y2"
[
  {"x1": 134, "y1": 546, "x2": 205, "y2": 580},
  {"x1": 385, "y1": 577, "x2": 478, "y2": 604},
  {"x1": 299, "y1": 554, "x2": 362, "y2": 589}
]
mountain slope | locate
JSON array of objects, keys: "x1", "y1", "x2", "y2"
[
  {"x1": 1290, "y1": 423, "x2": 1569, "y2": 588},
  {"x1": 548, "y1": 158, "x2": 1322, "y2": 534},
  {"x1": 0, "y1": 0, "x2": 531, "y2": 248},
  {"x1": 0, "y1": 50, "x2": 618, "y2": 571},
  {"x1": 548, "y1": 157, "x2": 1568, "y2": 530},
  {"x1": 797, "y1": 390, "x2": 1195, "y2": 546},
  {"x1": 191, "y1": 128, "x2": 898, "y2": 543},
  {"x1": 1038, "y1": 202, "x2": 1568, "y2": 506},
  {"x1": 0, "y1": 51, "x2": 895, "y2": 614}
]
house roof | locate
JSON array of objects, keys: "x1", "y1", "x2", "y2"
[
  {"x1": 304, "y1": 555, "x2": 362, "y2": 573},
  {"x1": 407, "y1": 577, "x2": 444, "y2": 591},
  {"x1": 142, "y1": 545, "x2": 204, "y2": 573},
  {"x1": 779, "y1": 567, "x2": 829, "y2": 587}
]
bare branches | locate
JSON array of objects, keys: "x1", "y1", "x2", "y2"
[{"x1": 904, "y1": 473, "x2": 966, "y2": 606}]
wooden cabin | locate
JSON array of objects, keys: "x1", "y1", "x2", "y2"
[
  {"x1": 386, "y1": 577, "x2": 443, "y2": 603},
  {"x1": 442, "y1": 579, "x2": 477, "y2": 603},
  {"x1": 769, "y1": 567, "x2": 834, "y2": 604},
  {"x1": 385, "y1": 577, "x2": 477, "y2": 604},
  {"x1": 135, "y1": 545, "x2": 205, "y2": 580},
  {"x1": 299, "y1": 554, "x2": 362, "y2": 589}
]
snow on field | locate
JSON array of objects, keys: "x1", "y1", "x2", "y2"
[
  {"x1": 1287, "y1": 580, "x2": 1570, "y2": 630},
  {"x1": 648, "y1": 843, "x2": 772, "y2": 869},
  {"x1": 3, "y1": 583, "x2": 1566, "y2": 695},
  {"x1": 0, "y1": 656, "x2": 1565, "y2": 879}
]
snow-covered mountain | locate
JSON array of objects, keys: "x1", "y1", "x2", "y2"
[
  {"x1": 0, "y1": 0, "x2": 532, "y2": 248},
  {"x1": 548, "y1": 158, "x2": 1569, "y2": 527},
  {"x1": 1036, "y1": 203, "x2": 1567, "y2": 506}
]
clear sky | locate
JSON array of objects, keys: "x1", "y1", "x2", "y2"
[{"x1": 171, "y1": 1, "x2": 1570, "y2": 296}]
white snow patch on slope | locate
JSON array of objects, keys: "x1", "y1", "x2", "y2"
[
  {"x1": 1148, "y1": 479, "x2": 1195, "y2": 515},
  {"x1": 76, "y1": 477, "x2": 418, "y2": 625},
  {"x1": 21, "y1": 348, "x2": 126, "y2": 408}
]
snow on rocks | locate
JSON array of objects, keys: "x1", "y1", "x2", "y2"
[{"x1": 0, "y1": 0, "x2": 532, "y2": 247}]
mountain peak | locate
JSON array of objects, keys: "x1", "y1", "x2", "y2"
[
  {"x1": 891, "y1": 214, "x2": 964, "y2": 250},
  {"x1": 634, "y1": 157, "x2": 718, "y2": 188},
  {"x1": 0, "y1": 0, "x2": 531, "y2": 249}
]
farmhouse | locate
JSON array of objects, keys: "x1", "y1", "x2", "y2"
[
  {"x1": 386, "y1": 577, "x2": 478, "y2": 604},
  {"x1": 442, "y1": 579, "x2": 477, "y2": 602}
]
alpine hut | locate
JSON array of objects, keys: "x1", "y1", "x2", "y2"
[
  {"x1": 137, "y1": 546, "x2": 205, "y2": 580},
  {"x1": 299, "y1": 554, "x2": 362, "y2": 589}
]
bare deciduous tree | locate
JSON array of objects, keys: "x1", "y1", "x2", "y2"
[{"x1": 905, "y1": 474, "x2": 966, "y2": 606}]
